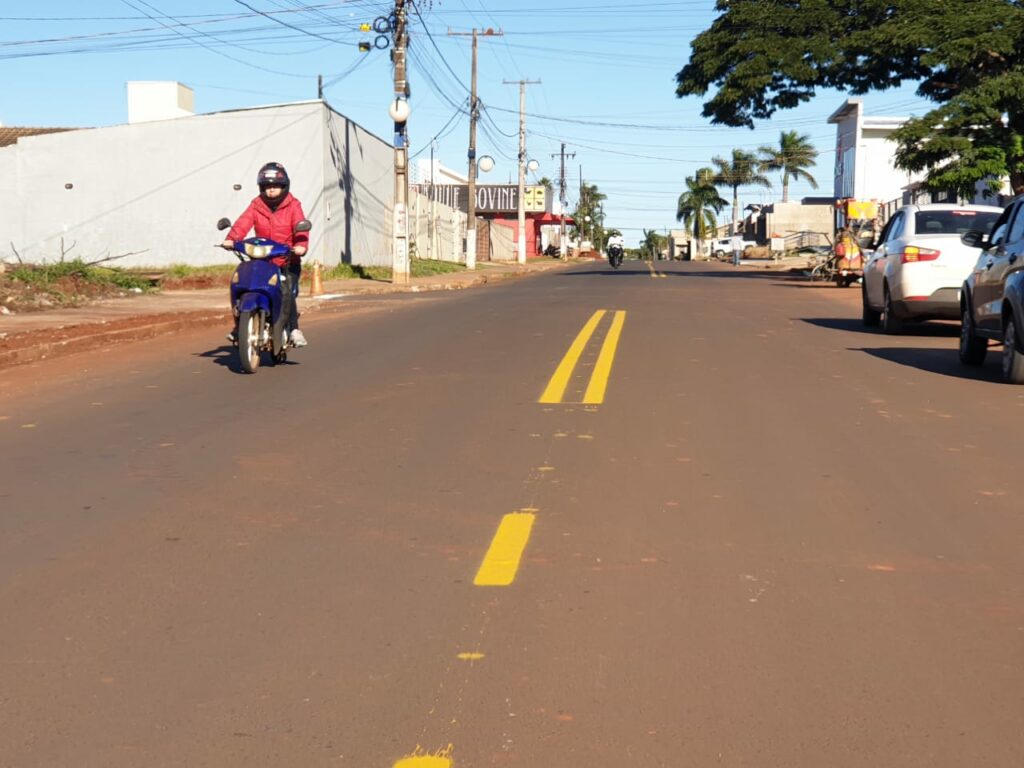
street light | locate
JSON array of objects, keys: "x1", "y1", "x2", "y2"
[
  {"x1": 388, "y1": 97, "x2": 411, "y2": 123},
  {"x1": 390, "y1": 96, "x2": 411, "y2": 285},
  {"x1": 478, "y1": 154, "x2": 495, "y2": 174}
]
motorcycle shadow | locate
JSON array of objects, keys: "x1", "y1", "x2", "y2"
[{"x1": 196, "y1": 344, "x2": 299, "y2": 374}]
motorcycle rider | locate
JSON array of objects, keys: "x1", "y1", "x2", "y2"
[
  {"x1": 221, "y1": 162, "x2": 309, "y2": 347},
  {"x1": 606, "y1": 233, "x2": 625, "y2": 267}
]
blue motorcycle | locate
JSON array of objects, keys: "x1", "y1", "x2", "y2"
[{"x1": 217, "y1": 217, "x2": 311, "y2": 374}]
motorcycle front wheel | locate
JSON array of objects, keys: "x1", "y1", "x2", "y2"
[{"x1": 237, "y1": 309, "x2": 262, "y2": 374}]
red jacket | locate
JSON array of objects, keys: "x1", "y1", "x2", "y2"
[{"x1": 228, "y1": 193, "x2": 309, "y2": 267}]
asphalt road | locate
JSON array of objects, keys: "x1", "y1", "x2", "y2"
[{"x1": 1, "y1": 260, "x2": 1022, "y2": 767}]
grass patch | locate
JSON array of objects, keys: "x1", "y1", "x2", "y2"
[
  {"x1": 325, "y1": 258, "x2": 465, "y2": 282},
  {"x1": 160, "y1": 263, "x2": 238, "y2": 280},
  {"x1": 7, "y1": 260, "x2": 151, "y2": 291}
]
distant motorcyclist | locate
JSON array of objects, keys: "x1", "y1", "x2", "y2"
[
  {"x1": 606, "y1": 234, "x2": 625, "y2": 268},
  {"x1": 221, "y1": 162, "x2": 310, "y2": 347}
]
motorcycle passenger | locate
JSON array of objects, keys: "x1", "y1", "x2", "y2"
[{"x1": 221, "y1": 162, "x2": 310, "y2": 347}]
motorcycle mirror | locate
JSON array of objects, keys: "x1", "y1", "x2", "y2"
[
  {"x1": 294, "y1": 219, "x2": 312, "y2": 233},
  {"x1": 216, "y1": 217, "x2": 232, "y2": 231}
]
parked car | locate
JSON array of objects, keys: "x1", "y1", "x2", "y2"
[
  {"x1": 711, "y1": 238, "x2": 733, "y2": 259},
  {"x1": 958, "y1": 197, "x2": 1024, "y2": 382},
  {"x1": 861, "y1": 203, "x2": 1003, "y2": 332},
  {"x1": 711, "y1": 237, "x2": 756, "y2": 260}
]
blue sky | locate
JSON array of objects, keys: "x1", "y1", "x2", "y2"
[{"x1": 1, "y1": 1, "x2": 932, "y2": 245}]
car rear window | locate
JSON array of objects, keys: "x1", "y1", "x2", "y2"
[{"x1": 915, "y1": 209, "x2": 1000, "y2": 235}]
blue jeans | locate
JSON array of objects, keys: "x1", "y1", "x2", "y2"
[
  {"x1": 732, "y1": 250, "x2": 741, "y2": 266},
  {"x1": 286, "y1": 264, "x2": 301, "y2": 332}
]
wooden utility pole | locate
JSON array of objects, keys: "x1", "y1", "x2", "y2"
[
  {"x1": 448, "y1": 28, "x2": 503, "y2": 269},
  {"x1": 503, "y1": 78, "x2": 540, "y2": 265},
  {"x1": 551, "y1": 142, "x2": 575, "y2": 260},
  {"x1": 391, "y1": 1, "x2": 410, "y2": 284}
]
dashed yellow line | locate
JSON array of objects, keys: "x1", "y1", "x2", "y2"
[
  {"x1": 474, "y1": 512, "x2": 536, "y2": 586},
  {"x1": 645, "y1": 261, "x2": 667, "y2": 279}
]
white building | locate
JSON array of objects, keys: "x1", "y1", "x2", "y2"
[
  {"x1": 1, "y1": 98, "x2": 396, "y2": 268},
  {"x1": 828, "y1": 98, "x2": 922, "y2": 203}
]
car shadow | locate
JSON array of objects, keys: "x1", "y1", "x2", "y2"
[
  {"x1": 801, "y1": 318, "x2": 960, "y2": 338},
  {"x1": 853, "y1": 346, "x2": 1004, "y2": 382}
]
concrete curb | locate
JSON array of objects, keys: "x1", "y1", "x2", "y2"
[{"x1": 0, "y1": 310, "x2": 229, "y2": 369}]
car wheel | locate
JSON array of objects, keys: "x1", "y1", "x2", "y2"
[
  {"x1": 882, "y1": 285, "x2": 903, "y2": 334},
  {"x1": 1001, "y1": 314, "x2": 1024, "y2": 384},
  {"x1": 862, "y1": 285, "x2": 881, "y2": 327},
  {"x1": 959, "y1": 302, "x2": 987, "y2": 365}
]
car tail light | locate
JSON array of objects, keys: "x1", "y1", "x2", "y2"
[{"x1": 900, "y1": 246, "x2": 941, "y2": 263}]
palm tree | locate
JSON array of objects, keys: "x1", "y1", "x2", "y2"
[
  {"x1": 640, "y1": 228, "x2": 667, "y2": 261},
  {"x1": 711, "y1": 149, "x2": 772, "y2": 235},
  {"x1": 758, "y1": 131, "x2": 819, "y2": 203},
  {"x1": 677, "y1": 167, "x2": 728, "y2": 258},
  {"x1": 573, "y1": 182, "x2": 607, "y2": 245}
]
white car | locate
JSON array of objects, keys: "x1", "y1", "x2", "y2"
[{"x1": 862, "y1": 203, "x2": 1003, "y2": 332}]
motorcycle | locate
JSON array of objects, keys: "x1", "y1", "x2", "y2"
[
  {"x1": 608, "y1": 244, "x2": 624, "y2": 269},
  {"x1": 217, "y1": 217, "x2": 311, "y2": 374}
]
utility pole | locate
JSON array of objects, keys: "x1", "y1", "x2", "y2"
[
  {"x1": 551, "y1": 142, "x2": 575, "y2": 260},
  {"x1": 449, "y1": 28, "x2": 503, "y2": 270},
  {"x1": 503, "y1": 78, "x2": 540, "y2": 265},
  {"x1": 390, "y1": 0, "x2": 411, "y2": 284}
]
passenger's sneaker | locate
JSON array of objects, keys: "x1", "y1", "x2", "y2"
[
  {"x1": 289, "y1": 329, "x2": 308, "y2": 347},
  {"x1": 226, "y1": 329, "x2": 237, "y2": 344}
]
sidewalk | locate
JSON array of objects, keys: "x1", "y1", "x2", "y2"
[{"x1": 0, "y1": 258, "x2": 569, "y2": 370}]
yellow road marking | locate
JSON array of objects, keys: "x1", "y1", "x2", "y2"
[
  {"x1": 538, "y1": 310, "x2": 605, "y2": 404},
  {"x1": 645, "y1": 261, "x2": 666, "y2": 278},
  {"x1": 583, "y1": 310, "x2": 626, "y2": 404},
  {"x1": 474, "y1": 512, "x2": 536, "y2": 586},
  {"x1": 457, "y1": 652, "x2": 485, "y2": 661},
  {"x1": 394, "y1": 746, "x2": 454, "y2": 768}
]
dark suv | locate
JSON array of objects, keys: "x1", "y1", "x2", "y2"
[{"x1": 959, "y1": 197, "x2": 1024, "y2": 382}]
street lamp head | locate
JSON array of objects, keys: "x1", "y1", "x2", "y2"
[
  {"x1": 478, "y1": 155, "x2": 495, "y2": 173},
  {"x1": 527, "y1": 159, "x2": 539, "y2": 172},
  {"x1": 388, "y1": 97, "x2": 411, "y2": 123}
]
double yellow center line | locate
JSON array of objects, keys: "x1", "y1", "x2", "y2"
[{"x1": 539, "y1": 309, "x2": 627, "y2": 405}]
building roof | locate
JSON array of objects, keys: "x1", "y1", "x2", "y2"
[{"x1": 0, "y1": 126, "x2": 78, "y2": 148}]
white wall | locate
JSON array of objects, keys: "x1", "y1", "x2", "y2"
[
  {"x1": 859, "y1": 126, "x2": 919, "y2": 203},
  {"x1": 322, "y1": 106, "x2": 393, "y2": 267},
  {"x1": 127, "y1": 81, "x2": 194, "y2": 124},
  {"x1": 2, "y1": 101, "x2": 395, "y2": 269}
]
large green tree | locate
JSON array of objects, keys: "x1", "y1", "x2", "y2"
[
  {"x1": 711, "y1": 149, "x2": 771, "y2": 234},
  {"x1": 675, "y1": 0, "x2": 1024, "y2": 196},
  {"x1": 677, "y1": 167, "x2": 729, "y2": 257},
  {"x1": 759, "y1": 131, "x2": 819, "y2": 203}
]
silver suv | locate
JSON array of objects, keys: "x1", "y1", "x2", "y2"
[{"x1": 958, "y1": 197, "x2": 1024, "y2": 383}]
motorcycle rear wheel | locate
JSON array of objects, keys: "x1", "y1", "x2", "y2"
[{"x1": 237, "y1": 309, "x2": 262, "y2": 374}]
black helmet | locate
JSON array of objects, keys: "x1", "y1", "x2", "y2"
[{"x1": 257, "y1": 162, "x2": 289, "y2": 194}]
